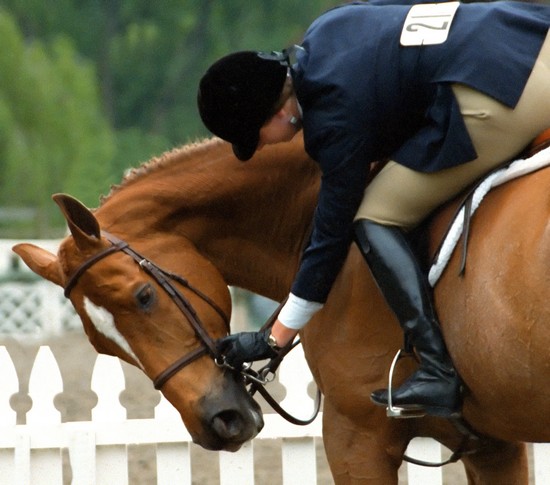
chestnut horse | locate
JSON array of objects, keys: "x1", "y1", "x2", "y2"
[{"x1": 13, "y1": 135, "x2": 550, "y2": 483}]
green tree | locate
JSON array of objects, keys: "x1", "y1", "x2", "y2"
[
  {"x1": 0, "y1": 9, "x2": 115, "y2": 235},
  {"x1": 3, "y1": 1, "x2": 337, "y2": 144},
  {"x1": 0, "y1": 1, "x2": 338, "y2": 235}
]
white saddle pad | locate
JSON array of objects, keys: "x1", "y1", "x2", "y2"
[{"x1": 429, "y1": 145, "x2": 550, "y2": 286}]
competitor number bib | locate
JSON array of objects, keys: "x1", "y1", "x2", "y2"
[{"x1": 400, "y1": 2, "x2": 460, "y2": 46}]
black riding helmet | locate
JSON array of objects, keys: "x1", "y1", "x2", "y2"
[{"x1": 197, "y1": 51, "x2": 288, "y2": 161}]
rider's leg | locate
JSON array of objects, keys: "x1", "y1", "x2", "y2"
[
  {"x1": 353, "y1": 35, "x2": 550, "y2": 416},
  {"x1": 353, "y1": 218, "x2": 461, "y2": 416}
]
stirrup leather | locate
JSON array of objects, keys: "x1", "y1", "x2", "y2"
[{"x1": 386, "y1": 349, "x2": 427, "y2": 419}]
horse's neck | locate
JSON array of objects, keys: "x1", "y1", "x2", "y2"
[{"x1": 96, "y1": 137, "x2": 320, "y2": 301}]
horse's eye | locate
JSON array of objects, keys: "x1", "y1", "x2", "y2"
[{"x1": 135, "y1": 284, "x2": 155, "y2": 310}]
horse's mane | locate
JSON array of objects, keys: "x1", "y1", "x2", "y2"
[{"x1": 99, "y1": 137, "x2": 225, "y2": 206}]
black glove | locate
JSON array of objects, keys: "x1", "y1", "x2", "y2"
[{"x1": 216, "y1": 329, "x2": 277, "y2": 369}]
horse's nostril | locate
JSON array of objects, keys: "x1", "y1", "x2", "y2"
[{"x1": 211, "y1": 410, "x2": 245, "y2": 439}]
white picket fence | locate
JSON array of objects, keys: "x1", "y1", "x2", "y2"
[
  {"x1": 0, "y1": 240, "x2": 548, "y2": 484},
  {"x1": 1, "y1": 344, "x2": 327, "y2": 485},
  {"x1": 0, "y1": 343, "x2": 548, "y2": 485}
]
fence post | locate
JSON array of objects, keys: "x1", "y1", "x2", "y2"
[
  {"x1": 534, "y1": 443, "x2": 550, "y2": 484},
  {"x1": 69, "y1": 429, "x2": 96, "y2": 485},
  {"x1": 14, "y1": 432, "x2": 31, "y2": 485},
  {"x1": 278, "y1": 345, "x2": 316, "y2": 415},
  {"x1": 0, "y1": 347, "x2": 18, "y2": 484},
  {"x1": 282, "y1": 437, "x2": 317, "y2": 485},
  {"x1": 90, "y1": 354, "x2": 128, "y2": 485},
  {"x1": 0, "y1": 347, "x2": 18, "y2": 426},
  {"x1": 279, "y1": 345, "x2": 318, "y2": 485},
  {"x1": 406, "y1": 438, "x2": 443, "y2": 485},
  {"x1": 155, "y1": 395, "x2": 192, "y2": 485},
  {"x1": 219, "y1": 441, "x2": 254, "y2": 485},
  {"x1": 27, "y1": 346, "x2": 63, "y2": 484}
]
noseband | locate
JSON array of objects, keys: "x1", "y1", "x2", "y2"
[{"x1": 63, "y1": 232, "x2": 230, "y2": 390}]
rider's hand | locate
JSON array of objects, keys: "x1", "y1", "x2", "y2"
[{"x1": 217, "y1": 329, "x2": 277, "y2": 369}]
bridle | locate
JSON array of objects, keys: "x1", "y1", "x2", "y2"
[
  {"x1": 63, "y1": 231, "x2": 321, "y2": 425},
  {"x1": 64, "y1": 231, "x2": 230, "y2": 390}
]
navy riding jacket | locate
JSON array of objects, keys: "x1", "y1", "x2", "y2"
[{"x1": 290, "y1": 0, "x2": 550, "y2": 304}]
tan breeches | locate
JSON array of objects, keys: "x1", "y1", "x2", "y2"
[{"x1": 356, "y1": 30, "x2": 550, "y2": 230}]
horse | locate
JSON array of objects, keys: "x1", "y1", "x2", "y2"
[{"x1": 13, "y1": 134, "x2": 550, "y2": 484}]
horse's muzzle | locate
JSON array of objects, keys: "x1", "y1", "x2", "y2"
[{"x1": 196, "y1": 373, "x2": 264, "y2": 451}]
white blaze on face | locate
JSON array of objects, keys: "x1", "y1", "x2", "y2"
[{"x1": 83, "y1": 297, "x2": 144, "y2": 369}]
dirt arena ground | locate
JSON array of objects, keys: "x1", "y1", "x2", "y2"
[{"x1": 1, "y1": 330, "x2": 537, "y2": 484}]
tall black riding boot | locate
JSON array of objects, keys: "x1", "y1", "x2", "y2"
[{"x1": 354, "y1": 218, "x2": 462, "y2": 417}]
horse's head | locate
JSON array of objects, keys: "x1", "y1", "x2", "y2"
[{"x1": 13, "y1": 194, "x2": 263, "y2": 451}]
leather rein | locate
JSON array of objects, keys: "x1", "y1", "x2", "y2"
[{"x1": 63, "y1": 232, "x2": 320, "y2": 425}]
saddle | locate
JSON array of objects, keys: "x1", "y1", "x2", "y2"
[{"x1": 429, "y1": 128, "x2": 550, "y2": 286}]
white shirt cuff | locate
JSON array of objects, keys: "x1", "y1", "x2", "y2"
[{"x1": 278, "y1": 293, "x2": 323, "y2": 330}]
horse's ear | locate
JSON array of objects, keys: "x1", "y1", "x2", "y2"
[
  {"x1": 52, "y1": 193, "x2": 101, "y2": 247},
  {"x1": 12, "y1": 244, "x2": 65, "y2": 287}
]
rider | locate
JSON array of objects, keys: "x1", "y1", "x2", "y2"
[{"x1": 197, "y1": 0, "x2": 550, "y2": 417}]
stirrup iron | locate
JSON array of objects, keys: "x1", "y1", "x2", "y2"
[{"x1": 386, "y1": 349, "x2": 427, "y2": 419}]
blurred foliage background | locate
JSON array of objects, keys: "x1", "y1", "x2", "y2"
[
  {"x1": 0, "y1": 0, "x2": 548, "y2": 237},
  {"x1": 0, "y1": 0, "x2": 336, "y2": 236}
]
